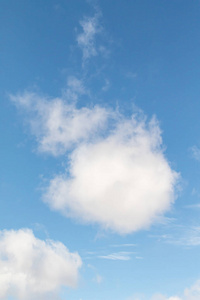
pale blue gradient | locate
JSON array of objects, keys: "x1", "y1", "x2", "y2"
[{"x1": 1, "y1": 1, "x2": 200, "y2": 299}]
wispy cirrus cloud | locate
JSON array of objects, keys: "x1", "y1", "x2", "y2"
[
  {"x1": 150, "y1": 225, "x2": 200, "y2": 247},
  {"x1": 94, "y1": 274, "x2": 103, "y2": 284},
  {"x1": 0, "y1": 229, "x2": 82, "y2": 300},
  {"x1": 77, "y1": 13, "x2": 101, "y2": 63},
  {"x1": 10, "y1": 91, "x2": 110, "y2": 156},
  {"x1": 99, "y1": 251, "x2": 133, "y2": 261},
  {"x1": 83, "y1": 247, "x2": 140, "y2": 261},
  {"x1": 190, "y1": 145, "x2": 200, "y2": 161},
  {"x1": 87, "y1": 264, "x2": 103, "y2": 285},
  {"x1": 110, "y1": 243, "x2": 137, "y2": 248},
  {"x1": 102, "y1": 79, "x2": 110, "y2": 91}
]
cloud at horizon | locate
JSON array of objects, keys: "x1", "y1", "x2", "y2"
[{"x1": 129, "y1": 278, "x2": 200, "y2": 300}]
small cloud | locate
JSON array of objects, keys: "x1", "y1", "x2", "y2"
[
  {"x1": 99, "y1": 45, "x2": 111, "y2": 58},
  {"x1": 126, "y1": 72, "x2": 138, "y2": 79},
  {"x1": 94, "y1": 274, "x2": 103, "y2": 284},
  {"x1": 98, "y1": 251, "x2": 133, "y2": 261},
  {"x1": 190, "y1": 145, "x2": 200, "y2": 161},
  {"x1": 148, "y1": 278, "x2": 200, "y2": 300},
  {"x1": 87, "y1": 264, "x2": 102, "y2": 284},
  {"x1": 53, "y1": 4, "x2": 63, "y2": 13},
  {"x1": 77, "y1": 13, "x2": 101, "y2": 63},
  {"x1": 184, "y1": 203, "x2": 200, "y2": 209},
  {"x1": 86, "y1": 251, "x2": 97, "y2": 255},
  {"x1": 63, "y1": 76, "x2": 87, "y2": 102},
  {"x1": 32, "y1": 222, "x2": 49, "y2": 238},
  {"x1": 102, "y1": 79, "x2": 110, "y2": 91},
  {"x1": 110, "y1": 243, "x2": 137, "y2": 248}
]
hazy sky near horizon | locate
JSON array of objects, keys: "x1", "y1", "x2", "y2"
[{"x1": 1, "y1": 1, "x2": 200, "y2": 299}]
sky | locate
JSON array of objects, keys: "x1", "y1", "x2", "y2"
[{"x1": 1, "y1": 0, "x2": 200, "y2": 299}]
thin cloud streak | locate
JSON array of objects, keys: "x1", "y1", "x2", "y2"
[
  {"x1": 150, "y1": 225, "x2": 200, "y2": 247},
  {"x1": 110, "y1": 243, "x2": 137, "y2": 248},
  {"x1": 99, "y1": 251, "x2": 133, "y2": 261}
]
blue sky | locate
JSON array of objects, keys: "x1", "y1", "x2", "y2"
[{"x1": 1, "y1": 1, "x2": 200, "y2": 299}]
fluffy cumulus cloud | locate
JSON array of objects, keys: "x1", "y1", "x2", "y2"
[
  {"x1": 44, "y1": 115, "x2": 178, "y2": 234},
  {"x1": 0, "y1": 229, "x2": 82, "y2": 300},
  {"x1": 12, "y1": 89, "x2": 178, "y2": 234}
]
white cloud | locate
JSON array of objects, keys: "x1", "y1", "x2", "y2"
[
  {"x1": 99, "y1": 251, "x2": 132, "y2": 261},
  {"x1": 11, "y1": 92, "x2": 109, "y2": 156},
  {"x1": 128, "y1": 279, "x2": 200, "y2": 300},
  {"x1": 94, "y1": 274, "x2": 102, "y2": 284},
  {"x1": 77, "y1": 14, "x2": 101, "y2": 62},
  {"x1": 184, "y1": 279, "x2": 200, "y2": 300},
  {"x1": 87, "y1": 264, "x2": 102, "y2": 284},
  {"x1": 44, "y1": 116, "x2": 178, "y2": 234},
  {"x1": 63, "y1": 76, "x2": 87, "y2": 102},
  {"x1": 11, "y1": 89, "x2": 178, "y2": 234},
  {"x1": 155, "y1": 279, "x2": 200, "y2": 300},
  {"x1": 0, "y1": 229, "x2": 82, "y2": 300},
  {"x1": 102, "y1": 79, "x2": 110, "y2": 91},
  {"x1": 151, "y1": 296, "x2": 181, "y2": 300},
  {"x1": 126, "y1": 72, "x2": 138, "y2": 80},
  {"x1": 151, "y1": 225, "x2": 200, "y2": 247},
  {"x1": 110, "y1": 243, "x2": 137, "y2": 248},
  {"x1": 176, "y1": 226, "x2": 200, "y2": 246}
]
